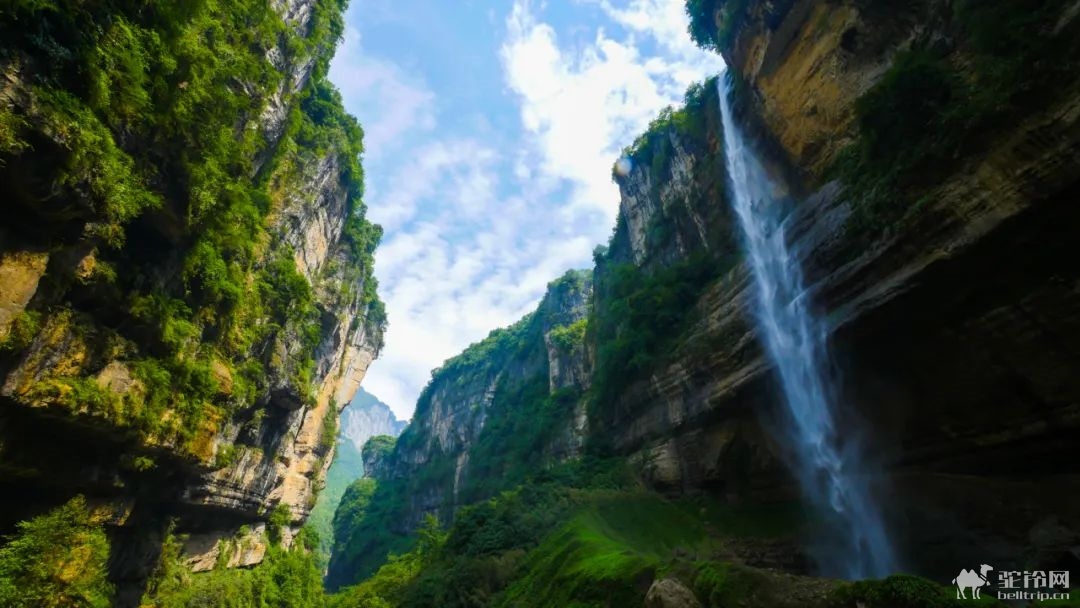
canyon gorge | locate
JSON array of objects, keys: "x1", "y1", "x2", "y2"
[{"x1": 2, "y1": 0, "x2": 1079, "y2": 606}]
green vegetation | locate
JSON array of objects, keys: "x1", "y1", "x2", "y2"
[
  {"x1": 685, "y1": 0, "x2": 750, "y2": 52},
  {"x1": 598, "y1": 80, "x2": 736, "y2": 401},
  {"x1": 320, "y1": 407, "x2": 340, "y2": 457},
  {"x1": 497, "y1": 493, "x2": 707, "y2": 607},
  {"x1": 549, "y1": 318, "x2": 587, "y2": 351},
  {"x1": 267, "y1": 504, "x2": 293, "y2": 546},
  {"x1": 329, "y1": 515, "x2": 447, "y2": 608},
  {"x1": 0, "y1": 311, "x2": 41, "y2": 352},
  {"x1": 0, "y1": 0, "x2": 384, "y2": 453},
  {"x1": 330, "y1": 462, "x2": 821, "y2": 608},
  {"x1": 410, "y1": 313, "x2": 540, "y2": 423},
  {"x1": 0, "y1": 489, "x2": 910, "y2": 608},
  {"x1": 593, "y1": 76, "x2": 740, "y2": 428},
  {"x1": 459, "y1": 374, "x2": 569, "y2": 502},
  {"x1": 407, "y1": 306, "x2": 585, "y2": 507},
  {"x1": 833, "y1": 0, "x2": 1080, "y2": 234},
  {"x1": 828, "y1": 574, "x2": 1005, "y2": 607},
  {"x1": 620, "y1": 78, "x2": 717, "y2": 191},
  {"x1": 329, "y1": 477, "x2": 416, "y2": 589},
  {"x1": 0, "y1": 504, "x2": 327, "y2": 606},
  {"x1": 0, "y1": 496, "x2": 112, "y2": 608},
  {"x1": 330, "y1": 460, "x2": 632, "y2": 608},
  {"x1": 362, "y1": 435, "x2": 397, "y2": 465},
  {"x1": 307, "y1": 435, "x2": 365, "y2": 566},
  {"x1": 144, "y1": 528, "x2": 327, "y2": 608},
  {"x1": 588, "y1": 252, "x2": 724, "y2": 425}
]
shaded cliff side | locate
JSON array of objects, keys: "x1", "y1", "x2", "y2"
[
  {"x1": 0, "y1": 0, "x2": 383, "y2": 601},
  {"x1": 330, "y1": 0, "x2": 1080, "y2": 601},
  {"x1": 326, "y1": 270, "x2": 592, "y2": 588}
]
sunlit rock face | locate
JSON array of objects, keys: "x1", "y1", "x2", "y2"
[{"x1": 0, "y1": 0, "x2": 383, "y2": 598}]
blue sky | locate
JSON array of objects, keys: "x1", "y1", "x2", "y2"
[{"x1": 329, "y1": 0, "x2": 723, "y2": 419}]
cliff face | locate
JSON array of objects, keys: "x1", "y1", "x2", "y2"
[
  {"x1": 608, "y1": 0, "x2": 1080, "y2": 574},
  {"x1": 326, "y1": 270, "x2": 592, "y2": 587},
  {"x1": 392, "y1": 270, "x2": 593, "y2": 508},
  {"x1": 0, "y1": 0, "x2": 383, "y2": 598}
]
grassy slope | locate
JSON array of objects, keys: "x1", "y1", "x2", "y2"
[
  {"x1": 496, "y1": 493, "x2": 710, "y2": 607},
  {"x1": 333, "y1": 477, "x2": 1020, "y2": 608}
]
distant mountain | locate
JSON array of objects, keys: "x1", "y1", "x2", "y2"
[
  {"x1": 307, "y1": 387, "x2": 405, "y2": 567},
  {"x1": 339, "y1": 388, "x2": 407, "y2": 454}
]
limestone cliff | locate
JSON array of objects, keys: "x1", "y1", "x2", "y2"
[
  {"x1": 325, "y1": 270, "x2": 592, "y2": 588},
  {"x1": 0, "y1": 0, "x2": 383, "y2": 600}
]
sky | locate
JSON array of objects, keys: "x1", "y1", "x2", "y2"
[{"x1": 328, "y1": 0, "x2": 724, "y2": 420}]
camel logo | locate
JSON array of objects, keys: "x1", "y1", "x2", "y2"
[{"x1": 953, "y1": 564, "x2": 993, "y2": 599}]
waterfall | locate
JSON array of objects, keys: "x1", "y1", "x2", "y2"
[{"x1": 717, "y1": 76, "x2": 897, "y2": 579}]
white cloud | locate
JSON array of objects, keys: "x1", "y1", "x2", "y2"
[
  {"x1": 500, "y1": 0, "x2": 724, "y2": 222},
  {"x1": 594, "y1": 0, "x2": 710, "y2": 58},
  {"x1": 333, "y1": 0, "x2": 723, "y2": 419},
  {"x1": 357, "y1": 135, "x2": 595, "y2": 419}
]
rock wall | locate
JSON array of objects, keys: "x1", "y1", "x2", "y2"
[
  {"x1": 0, "y1": 0, "x2": 383, "y2": 599},
  {"x1": 326, "y1": 271, "x2": 592, "y2": 587},
  {"x1": 602, "y1": 0, "x2": 1080, "y2": 576},
  {"x1": 388, "y1": 269, "x2": 593, "y2": 514}
]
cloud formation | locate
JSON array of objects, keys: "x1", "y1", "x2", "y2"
[
  {"x1": 501, "y1": 0, "x2": 724, "y2": 221},
  {"x1": 331, "y1": 0, "x2": 722, "y2": 419}
]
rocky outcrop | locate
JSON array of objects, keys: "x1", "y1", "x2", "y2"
[
  {"x1": 0, "y1": 250, "x2": 48, "y2": 340},
  {"x1": 0, "y1": 0, "x2": 383, "y2": 599},
  {"x1": 360, "y1": 435, "x2": 396, "y2": 480},
  {"x1": 388, "y1": 270, "x2": 593, "y2": 514},
  {"x1": 183, "y1": 145, "x2": 383, "y2": 545},
  {"x1": 645, "y1": 578, "x2": 703, "y2": 608}
]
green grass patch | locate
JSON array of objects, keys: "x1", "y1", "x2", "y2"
[
  {"x1": 495, "y1": 493, "x2": 711, "y2": 608},
  {"x1": 680, "y1": 494, "x2": 810, "y2": 538}
]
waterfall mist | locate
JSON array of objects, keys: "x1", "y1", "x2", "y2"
[{"x1": 717, "y1": 74, "x2": 897, "y2": 579}]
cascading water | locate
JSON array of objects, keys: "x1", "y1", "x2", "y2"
[{"x1": 717, "y1": 75, "x2": 897, "y2": 579}]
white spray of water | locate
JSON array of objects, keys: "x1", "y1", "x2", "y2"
[{"x1": 717, "y1": 76, "x2": 897, "y2": 578}]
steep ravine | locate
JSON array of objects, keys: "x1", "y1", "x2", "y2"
[
  {"x1": 307, "y1": 389, "x2": 405, "y2": 565},
  {"x1": 3, "y1": 0, "x2": 1080, "y2": 606},
  {"x1": 328, "y1": 0, "x2": 1080, "y2": 605},
  {"x1": 0, "y1": 0, "x2": 383, "y2": 603}
]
